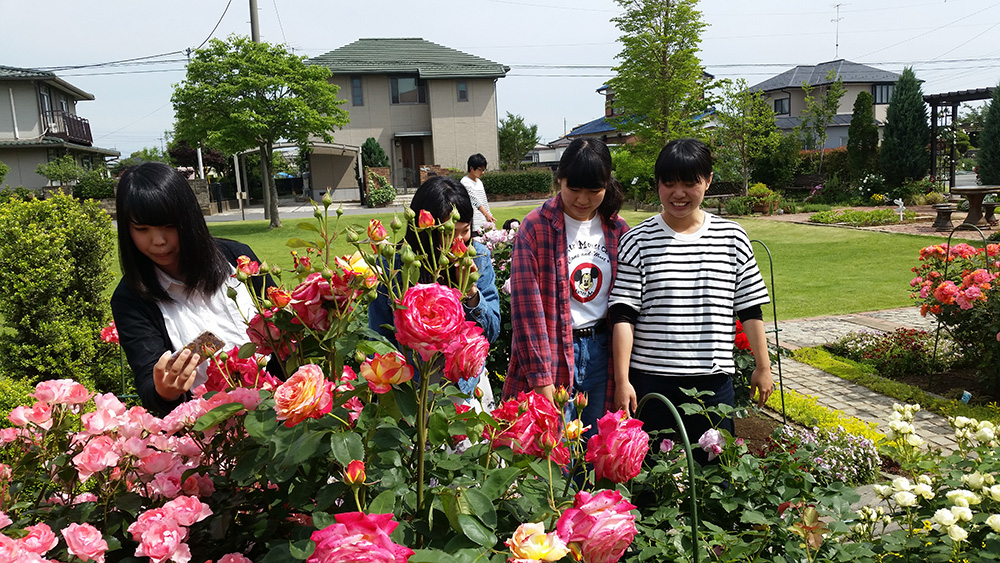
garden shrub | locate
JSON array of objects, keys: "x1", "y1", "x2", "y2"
[
  {"x1": 360, "y1": 137, "x2": 389, "y2": 168},
  {"x1": 0, "y1": 187, "x2": 36, "y2": 203},
  {"x1": 760, "y1": 424, "x2": 881, "y2": 486},
  {"x1": 891, "y1": 176, "x2": 940, "y2": 204},
  {"x1": 809, "y1": 208, "x2": 916, "y2": 226},
  {"x1": 924, "y1": 191, "x2": 946, "y2": 205},
  {"x1": 475, "y1": 224, "x2": 517, "y2": 385},
  {"x1": 798, "y1": 147, "x2": 849, "y2": 180},
  {"x1": 482, "y1": 169, "x2": 553, "y2": 196},
  {"x1": 365, "y1": 170, "x2": 396, "y2": 207},
  {"x1": 35, "y1": 154, "x2": 84, "y2": 186},
  {"x1": 765, "y1": 384, "x2": 884, "y2": 443},
  {"x1": 0, "y1": 193, "x2": 118, "y2": 392},
  {"x1": 751, "y1": 133, "x2": 800, "y2": 188},
  {"x1": 828, "y1": 329, "x2": 946, "y2": 379},
  {"x1": 0, "y1": 375, "x2": 36, "y2": 422},
  {"x1": 856, "y1": 173, "x2": 887, "y2": 202},
  {"x1": 0, "y1": 159, "x2": 8, "y2": 184},
  {"x1": 73, "y1": 169, "x2": 115, "y2": 200},
  {"x1": 723, "y1": 195, "x2": 752, "y2": 216}
]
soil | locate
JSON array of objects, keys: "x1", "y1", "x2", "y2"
[{"x1": 734, "y1": 410, "x2": 784, "y2": 454}]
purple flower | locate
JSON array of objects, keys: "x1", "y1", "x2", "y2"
[{"x1": 659, "y1": 439, "x2": 674, "y2": 453}]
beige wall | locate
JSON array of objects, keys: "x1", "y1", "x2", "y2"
[
  {"x1": 764, "y1": 83, "x2": 893, "y2": 124},
  {"x1": 310, "y1": 151, "x2": 359, "y2": 201},
  {"x1": 0, "y1": 147, "x2": 52, "y2": 189},
  {"x1": 428, "y1": 78, "x2": 499, "y2": 170},
  {"x1": 1, "y1": 81, "x2": 44, "y2": 140}
]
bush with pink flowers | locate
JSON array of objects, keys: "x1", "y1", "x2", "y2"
[{"x1": 0, "y1": 198, "x2": 891, "y2": 562}]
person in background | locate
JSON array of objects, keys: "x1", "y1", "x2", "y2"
[
  {"x1": 461, "y1": 153, "x2": 495, "y2": 233},
  {"x1": 111, "y1": 162, "x2": 272, "y2": 416},
  {"x1": 503, "y1": 138, "x2": 628, "y2": 436}
]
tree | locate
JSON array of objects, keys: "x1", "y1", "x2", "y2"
[
  {"x1": 110, "y1": 146, "x2": 171, "y2": 176},
  {"x1": 977, "y1": 84, "x2": 1000, "y2": 184},
  {"x1": 607, "y1": 0, "x2": 711, "y2": 148},
  {"x1": 361, "y1": 137, "x2": 389, "y2": 168},
  {"x1": 846, "y1": 90, "x2": 879, "y2": 182},
  {"x1": 0, "y1": 160, "x2": 9, "y2": 185},
  {"x1": 172, "y1": 35, "x2": 349, "y2": 228},
  {"x1": 497, "y1": 113, "x2": 540, "y2": 170},
  {"x1": 713, "y1": 79, "x2": 779, "y2": 193},
  {"x1": 168, "y1": 140, "x2": 226, "y2": 177},
  {"x1": 879, "y1": 67, "x2": 929, "y2": 188},
  {"x1": 36, "y1": 154, "x2": 84, "y2": 186},
  {"x1": 795, "y1": 69, "x2": 846, "y2": 174}
]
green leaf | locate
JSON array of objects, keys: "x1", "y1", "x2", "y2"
[
  {"x1": 281, "y1": 429, "x2": 329, "y2": 470},
  {"x1": 113, "y1": 493, "x2": 143, "y2": 514},
  {"x1": 368, "y1": 490, "x2": 397, "y2": 514},
  {"x1": 392, "y1": 385, "x2": 418, "y2": 422},
  {"x1": 231, "y1": 446, "x2": 270, "y2": 482},
  {"x1": 193, "y1": 402, "x2": 246, "y2": 431},
  {"x1": 457, "y1": 513, "x2": 496, "y2": 548},
  {"x1": 296, "y1": 221, "x2": 320, "y2": 233},
  {"x1": 289, "y1": 539, "x2": 315, "y2": 560},
  {"x1": 428, "y1": 411, "x2": 450, "y2": 446},
  {"x1": 481, "y1": 467, "x2": 521, "y2": 500},
  {"x1": 238, "y1": 341, "x2": 258, "y2": 359},
  {"x1": 286, "y1": 237, "x2": 315, "y2": 248},
  {"x1": 311, "y1": 511, "x2": 336, "y2": 530},
  {"x1": 461, "y1": 489, "x2": 497, "y2": 528},
  {"x1": 329, "y1": 431, "x2": 365, "y2": 466},
  {"x1": 245, "y1": 407, "x2": 278, "y2": 441}
]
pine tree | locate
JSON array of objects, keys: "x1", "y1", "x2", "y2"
[
  {"x1": 879, "y1": 67, "x2": 929, "y2": 187},
  {"x1": 976, "y1": 84, "x2": 1000, "y2": 184},
  {"x1": 846, "y1": 90, "x2": 879, "y2": 182}
]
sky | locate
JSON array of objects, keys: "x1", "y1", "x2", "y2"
[{"x1": 4, "y1": 0, "x2": 1000, "y2": 158}]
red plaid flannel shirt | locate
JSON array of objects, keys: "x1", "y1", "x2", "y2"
[{"x1": 502, "y1": 195, "x2": 629, "y2": 412}]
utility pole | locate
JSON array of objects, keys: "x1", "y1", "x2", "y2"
[
  {"x1": 249, "y1": 0, "x2": 260, "y2": 42},
  {"x1": 249, "y1": 0, "x2": 269, "y2": 219},
  {"x1": 832, "y1": 3, "x2": 846, "y2": 58}
]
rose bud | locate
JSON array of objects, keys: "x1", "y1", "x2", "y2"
[
  {"x1": 574, "y1": 392, "x2": 589, "y2": 410},
  {"x1": 344, "y1": 459, "x2": 366, "y2": 486},
  {"x1": 553, "y1": 386, "x2": 570, "y2": 408},
  {"x1": 418, "y1": 210, "x2": 435, "y2": 228},
  {"x1": 390, "y1": 215, "x2": 404, "y2": 232},
  {"x1": 267, "y1": 286, "x2": 292, "y2": 308},
  {"x1": 368, "y1": 219, "x2": 388, "y2": 243}
]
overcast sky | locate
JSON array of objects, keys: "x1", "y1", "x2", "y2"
[{"x1": 4, "y1": 0, "x2": 1000, "y2": 157}]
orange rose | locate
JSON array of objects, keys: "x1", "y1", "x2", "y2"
[
  {"x1": 360, "y1": 352, "x2": 414, "y2": 394},
  {"x1": 273, "y1": 364, "x2": 333, "y2": 427}
]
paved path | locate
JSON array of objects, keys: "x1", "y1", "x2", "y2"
[{"x1": 767, "y1": 307, "x2": 956, "y2": 454}]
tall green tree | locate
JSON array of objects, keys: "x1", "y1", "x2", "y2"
[
  {"x1": 879, "y1": 67, "x2": 929, "y2": 188},
  {"x1": 977, "y1": 84, "x2": 1000, "y2": 184},
  {"x1": 713, "y1": 78, "x2": 779, "y2": 193},
  {"x1": 110, "y1": 146, "x2": 172, "y2": 176},
  {"x1": 795, "y1": 69, "x2": 846, "y2": 174},
  {"x1": 497, "y1": 113, "x2": 540, "y2": 170},
  {"x1": 172, "y1": 35, "x2": 349, "y2": 228},
  {"x1": 607, "y1": 0, "x2": 711, "y2": 148},
  {"x1": 361, "y1": 137, "x2": 390, "y2": 168},
  {"x1": 846, "y1": 90, "x2": 879, "y2": 182}
]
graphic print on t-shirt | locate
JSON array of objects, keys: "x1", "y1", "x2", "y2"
[{"x1": 571, "y1": 262, "x2": 602, "y2": 303}]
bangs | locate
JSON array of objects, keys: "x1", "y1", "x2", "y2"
[
  {"x1": 560, "y1": 154, "x2": 608, "y2": 191},
  {"x1": 656, "y1": 165, "x2": 709, "y2": 185},
  {"x1": 123, "y1": 183, "x2": 180, "y2": 226}
]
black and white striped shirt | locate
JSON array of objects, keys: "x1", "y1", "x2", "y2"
[{"x1": 609, "y1": 213, "x2": 770, "y2": 377}]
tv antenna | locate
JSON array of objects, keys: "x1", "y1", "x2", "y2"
[{"x1": 832, "y1": 3, "x2": 848, "y2": 58}]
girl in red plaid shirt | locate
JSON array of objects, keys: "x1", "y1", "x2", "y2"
[{"x1": 502, "y1": 138, "x2": 628, "y2": 435}]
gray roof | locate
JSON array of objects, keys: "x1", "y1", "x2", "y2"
[
  {"x1": 0, "y1": 64, "x2": 94, "y2": 100},
  {"x1": 749, "y1": 59, "x2": 901, "y2": 93},
  {"x1": 307, "y1": 38, "x2": 509, "y2": 79},
  {"x1": 0, "y1": 136, "x2": 119, "y2": 156}
]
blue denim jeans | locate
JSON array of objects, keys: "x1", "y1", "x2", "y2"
[{"x1": 566, "y1": 330, "x2": 609, "y2": 440}]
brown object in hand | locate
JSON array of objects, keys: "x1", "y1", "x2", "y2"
[{"x1": 166, "y1": 331, "x2": 225, "y2": 370}]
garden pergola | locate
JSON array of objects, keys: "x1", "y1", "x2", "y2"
[{"x1": 924, "y1": 87, "x2": 993, "y2": 188}]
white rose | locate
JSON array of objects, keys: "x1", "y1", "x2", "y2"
[
  {"x1": 948, "y1": 524, "x2": 969, "y2": 542},
  {"x1": 905, "y1": 434, "x2": 925, "y2": 448},
  {"x1": 963, "y1": 472, "x2": 986, "y2": 490},
  {"x1": 893, "y1": 491, "x2": 918, "y2": 508},
  {"x1": 873, "y1": 484, "x2": 892, "y2": 499},
  {"x1": 951, "y1": 506, "x2": 974, "y2": 522},
  {"x1": 976, "y1": 426, "x2": 996, "y2": 442},
  {"x1": 914, "y1": 483, "x2": 934, "y2": 500},
  {"x1": 987, "y1": 514, "x2": 1000, "y2": 533},
  {"x1": 934, "y1": 508, "x2": 957, "y2": 526},
  {"x1": 892, "y1": 477, "x2": 913, "y2": 492},
  {"x1": 917, "y1": 474, "x2": 932, "y2": 486},
  {"x1": 953, "y1": 416, "x2": 971, "y2": 429},
  {"x1": 988, "y1": 485, "x2": 1000, "y2": 502}
]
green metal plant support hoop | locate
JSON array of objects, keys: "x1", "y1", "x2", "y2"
[
  {"x1": 634, "y1": 393, "x2": 700, "y2": 563},
  {"x1": 751, "y1": 239, "x2": 786, "y2": 423}
]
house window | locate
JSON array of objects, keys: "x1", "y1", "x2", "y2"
[
  {"x1": 351, "y1": 77, "x2": 364, "y2": 106},
  {"x1": 873, "y1": 84, "x2": 893, "y2": 104},
  {"x1": 457, "y1": 81, "x2": 468, "y2": 102},
  {"x1": 774, "y1": 97, "x2": 790, "y2": 115},
  {"x1": 390, "y1": 76, "x2": 427, "y2": 104}
]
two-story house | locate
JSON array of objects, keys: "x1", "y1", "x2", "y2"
[
  {"x1": 306, "y1": 38, "x2": 508, "y2": 195},
  {"x1": 749, "y1": 59, "x2": 902, "y2": 149},
  {"x1": 0, "y1": 65, "x2": 119, "y2": 190}
]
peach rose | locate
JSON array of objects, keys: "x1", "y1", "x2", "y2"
[
  {"x1": 360, "y1": 352, "x2": 414, "y2": 394},
  {"x1": 274, "y1": 364, "x2": 334, "y2": 427}
]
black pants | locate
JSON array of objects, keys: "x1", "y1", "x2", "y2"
[{"x1": 632, "y1": 370, "x2": 735, "y2": 465}]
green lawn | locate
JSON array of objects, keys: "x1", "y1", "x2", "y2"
[{"x1": 196, "y1": 205, "x2": 940, "y2": 321}]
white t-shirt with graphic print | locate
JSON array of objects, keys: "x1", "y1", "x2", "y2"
[{"x1": 564, "y1": 214, "x2": 611, "y2": 330}]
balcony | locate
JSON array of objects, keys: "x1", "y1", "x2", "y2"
[{"x1": 42, "y1": 110, "x2": 93, "y2": 146}]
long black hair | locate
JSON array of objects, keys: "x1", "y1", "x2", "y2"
[
  {"x1": 555, "y1": 138, "x2": 623, "y2": 225},
  {"x1": 116, "y1": 162, "x2": 230, "y2": 301},
  {"x1": 404, "y1": 175, "x2": 474, "y2": 284}
]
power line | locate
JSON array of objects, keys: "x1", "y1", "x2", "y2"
[
  {"x1": 272, "y1": 0, "x2": 288, "y2": 47},
  {"x1": 196, "y1": 0, "x2": 235, "y2": 50},
  {"x1": 857, "y1": 1, "x2": 1000, "y2": 58}
]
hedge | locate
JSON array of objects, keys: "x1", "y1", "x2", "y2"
[{"x1": 481, "y1": 170, "x2": 553, "y2": 196}]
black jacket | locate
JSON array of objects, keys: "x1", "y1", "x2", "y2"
[{"x1": 111, "y1": 238, "x2": 271, "y2": 416}]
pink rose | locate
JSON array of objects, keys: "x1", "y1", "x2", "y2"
[
  {"x1": 236, "y1": 255, "x2": 260, "y2": 276},
  {"x1": 393, "y1": 283, "x2": 466, "y2": 361},
  {"x1": 556, "y1": 490, "x2": 637, "y2": 563},
  {"x1": 81, "y1": 393, "x2": 127, "y2": 435},
  {"x1": 62, "y1": 522, "x2": 109, "y2": 563},
  {"x1": 246, "y1": 309, "x2": 288, "y2": 357},
  {"x1": 21, "y1": 522, "x2": 58, "y2": 554},
  {"x1": 100, "y1": 321, "x2": 119, "y2": 344},
  {"x1": 73, "y1": 435, "x2": 121, "y2": 482},
  {"x1": 218, "y1": 555, "x2": 254, "y2": 563},
  {"x1": 33, "y1": 379, "x2": 92, "y2": 405},
  {"x1": 0, "y1": 511, "x2": 10, "y2": 528},
  {"x1": 443, "y1": 322, "x2": 489, "y2": 384},
  {"x1": 274, "y1": 364, "x2": 334, "y2": 427},
  {"x1": 290, "y1": 273, "x2": 335, "y2": 331},
  {"x1": 162, "y1": 496, "x2": 212, "y2": 526},
  {"x1": 698, "y1": 428, "x2": 725, "y2": 461},
  {"x1": 585, "y1": 410, "x2": 649, "y2": 483},
  {"x1": 360, "y1": 352, "x2": 414, "y2": 394},
  {"x1": 308, "y1": 512, "x2": 413, "y2": 563},
  {"x1": 134, "y1": 519, "x2": 188, "y2": 563},
  {"x1": 491, "y1": 391, "x2": 570, "y2": 466}
]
